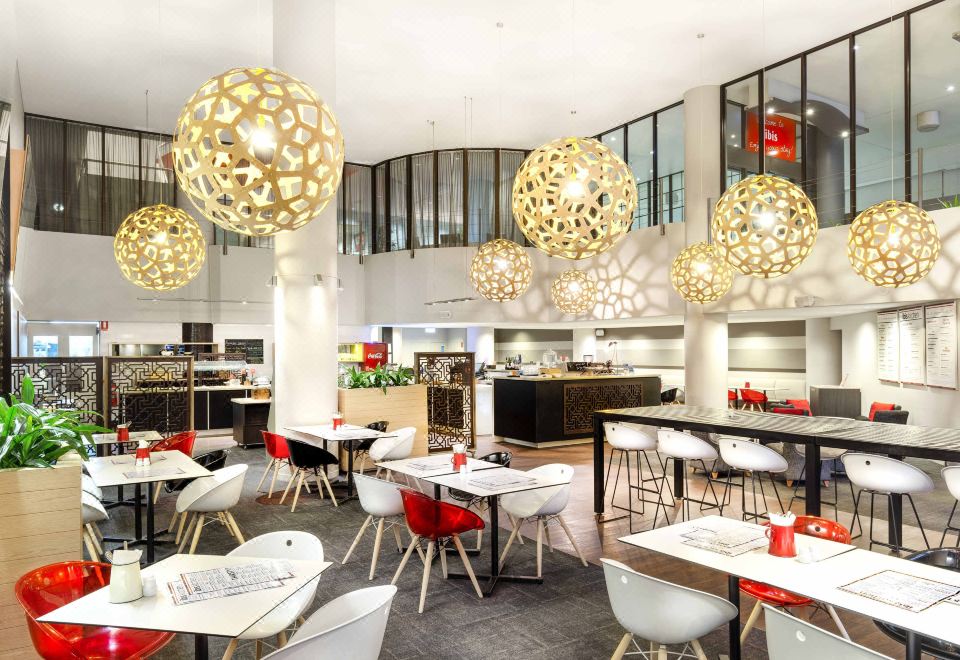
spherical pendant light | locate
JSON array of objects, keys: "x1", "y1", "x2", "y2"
[
  {"x1": 512, "y1": 137, "x2": 636, "y2": 260},
  {"x1": 114, "y1": 204, "x2": 206, "y2": 291},
  {"x1": 172, "y1": 66, "x2": 345, "y2": 237},
  {"x1": 847, "y1": 200, "x2": 941, "y2": 288},
  {"x1": 551, "y1": 269, "x2": 598, "y2": 315},
  {"x1": 469, "y1": 239, "x2": 533, "y2": 302},
  {"x1": 670, "y1": 241, "x2": 735, "y2": 304},
  {"x1": 712, "y1": 174, "x2": 818, "y2": 278}
]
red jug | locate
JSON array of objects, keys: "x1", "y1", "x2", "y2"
[{"x1": 766, "y1": 521, "x2": 797, "y2": 558}]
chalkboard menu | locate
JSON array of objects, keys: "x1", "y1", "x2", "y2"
[{"x1": 225, "y1": 338, "x2": 264, "y2": 364}]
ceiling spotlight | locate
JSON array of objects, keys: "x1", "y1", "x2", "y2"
[
  {"x1": 766, "y1": 107, "x2": 775, "y2": 115},
  {"x1": 241, "y1": 299, "x2": 248, "y2": 305},
  {"x1": 841, "y1": 130, "x2": 850, "y2": 138},
  {"x1": 947, "y1": 85, "x2": 956, "y2": 93},
  {"x1": 806, "y1": 108, "x2": 814, "y2": 116}
]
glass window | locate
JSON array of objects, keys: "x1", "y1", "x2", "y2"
[
  {"x1": 806, "y1": 40, "x2": 852, "y2": 226},
  {"x1": 388, "y1": 158, "x2": 408, "y2": 251},
  {"x1": 341, "y1": 163, "x2": 372, "y2": 255},
  {"x1": 411, "y1": 153, "x2": 434, "y2": 248},
  {"x1": 499, "y1": 150, "x2": 526, "y2": 243},
  {"x1": 437, "y1": 150, "x2": 463, "y2": 247},
  {"x1": 656, "y1": 105, "x2": 685, "y2": 224},
  {"x1": 374, "y1": 164, "x2": 386, "y2": 253},
  {"x1": 724, "y1": 75, "x2": 761, "y2": 187},
  {"x1": 763, "y1": 59, "x2": 803, "y2": 182},
  {"x1": 601, "y1": 128, "x2": 625, "y2": 160},
  {"x1": 25, "y1": 116, "x2": 66, "y2": 232},
  {"x1": 467, "y1": 150, "x2": 494, "y2": 245},
  {"x1": 855, "y1": 20, "x2": 905, "y2": 210},
  {"x1": 104, "y1": 128, "x2": 141, "y2": 233},
  {"x1": 32, "y1": 336, "x2": 59, "y2": 357},
  {"x1": 140, "y1": 133, "x2": 175, "y2": 208},
  {"x1": 69, "y1": 336, "x2": 94, "y2": 357},
  {"x1": 910, "y1": 0, "x2": 960, "y2": 208},
  {"x1": 627, "y1": 117, "x2": 654, "y2": 228},
  {"x1": 65, "y1": 122, "x2": 103, "y2": 235}
]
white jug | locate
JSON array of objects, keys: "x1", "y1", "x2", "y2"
[{"x1": 109, "y1": 549, "x2": 144, "y2": 603}]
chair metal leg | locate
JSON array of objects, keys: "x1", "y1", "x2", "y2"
[
  {"x1": 906, "y1": 493, "x2": 930, "y2": 550},
  {"x1": 941, "y1": 500, "x2": 959, "y2": 547}
]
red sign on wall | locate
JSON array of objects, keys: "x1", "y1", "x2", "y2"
[
  {"x1": 99, "y1": 321, "x2": 109, "y2": 331},
  {"x1": 746, "y1": 112, "x2": 797, "y2": 162},
  {"x1": 363, "y1": 342, "x2": 388, "y2": 370}
]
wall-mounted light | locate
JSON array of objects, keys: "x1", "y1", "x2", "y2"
[
  {"x1": 313, "y1": 274, "x2": 324, "y2": 286},
  {"x1": 266, "y1": 275, "x2": 279, "y2": 287}
]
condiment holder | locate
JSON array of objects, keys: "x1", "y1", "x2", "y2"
[{"x1": 134, "y1": 438, "x2": 151, "y2": 467}]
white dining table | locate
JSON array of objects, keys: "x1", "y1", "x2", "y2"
[
  {"x1": 620, "y1": 515, "x2": 960, "y2": 660},
  {"x1": 376, "y1": 453, "x2": 502, "y2": 481},
  {"x1": 91, "y1": 429, "x2": 162, "y2": 452},
  {"x1": 39, "y1": 553, "x2": 332, "y2": 660},
  {"x1": 85, "y1": 451, "x2": 212, "y2": 563},
  {"x1": 286, "y1": 423, "x2": 396, "y2": 499}
]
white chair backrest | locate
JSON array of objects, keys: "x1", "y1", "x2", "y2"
[
  {"x1": 718, "y1": 437, "x2": 787, "y2": 473},
  {"x1": 601, "y1": 559, "x2": 737, "y2": 646},
  {"x1": 263, "y1": 585, "x2": 397, "y2": 660},
  {"x1": 369, "y1": 427, "x2": 416, "y2": 462},
  {"x1": 657, "y1": 430, "x2": 718, "y2": 461},
  {"x1": 354, "y1": 473, "x2": 405, "y2": 518},
  {"x1": 81, "y1": 473, "x2": 103, "y2": 500},
  {"x1": 604, "y1": 422, "x2": 658, "y2": 451},
  {"x1": 842, "y1": 453, "x2": 934, "y2": 494},
  {"x1": 943, "y1": 466, "x2": 960, "y2": 502},
  {"x1": 500, "y1": 464, "x2": 573, "y2": 518},
  {"x1": 188, "y1": 464, "x2": 249, "y2": 512},
  {"x1": 81, "y1": 491, "x2": 108, "y2": 524},
  {"x1": 764, "y1": 605, "x2": 892, "y2": 660},
  {"x1": 228, "y1": 531, "x2": 324, "y2": 562}
]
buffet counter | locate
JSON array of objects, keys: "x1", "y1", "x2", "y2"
[{"x1": 492, "y1": 373, "x2": 661, "y2": 448}]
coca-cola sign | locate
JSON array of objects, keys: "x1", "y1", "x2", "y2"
[{"x1": 363, "y1": 343, "x2": 388, "y2": 369}]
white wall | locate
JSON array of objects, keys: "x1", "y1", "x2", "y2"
[
  {"x1": 833, "y1": 310, "x2": 960, "y2": 427},
  {"x1": 392, "y1": 327, "x2": 466, "y2": 366},
  {"x1": 466, "y1": 327, "x2": 495, "y2": 364}
]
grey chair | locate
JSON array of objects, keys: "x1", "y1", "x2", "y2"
[{"x1": 765, "y1": 605, "x2": 892, "y2": 659}]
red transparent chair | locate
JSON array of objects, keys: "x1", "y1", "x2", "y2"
[
  {"x1": 257, "y1": 431, "x2": 293, "y2": 498},
  {"x1": 739, "y1": 516, "x2": 851, "y2": 643},
  {"x1": 16, "y1": 561, "x2": 174, "y2": 659},
  {"x1": 390, "y1": 489, "x2": 484, "y2": 613},
  {"x1": 151, "y1": 430, "x2": 198, "y2": 503},
  {"x1": 739, "y1": 388, "x2": 768, "y2": 412}
]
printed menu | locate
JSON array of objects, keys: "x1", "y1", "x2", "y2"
[
  {"x1": 840, "y1": 570, "x2": 959, "y2": 613},
  {"x1": 898, "y1": 307, "x2": 926, "y2": 385},
  {"x1": 925, "y1": 302, "x2": 957, "y2": 389},
  {"x1": 877, "y1": 311, "x2": 899, "y2": 382}
]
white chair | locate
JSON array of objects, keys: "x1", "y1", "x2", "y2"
[
  {"x1": 176, "y1": 464, "x2": 248, "y2": 554},
  {"x1": 370, "y1": 427, "x2": 416, "y2": 480},
  {"x1": 601, "y1": 558, "x2": 738, "y2": 660},
  {"x1": 221, "y1": 531, "x2": 325, "y2": 660},
  {"x1": 81, "y1": 492, "x2": 108, "y2": 561},
  {"x1": 261, "y1": 586, "x2": 396, "y2": 660},
  {"x1": 718, "y1": 437, "x2": 788, "y2": 522},
  {"x1": 652, "y1": 430, "x2": 721, "y2": 529},
  {"x1": 602, "y1": 422, "x2": 669, "y2": 533},
  {"x1": 764, "y1": 605, "x2": 892, "y2": 660},
  {"x1": 342, "y1": 473, "x2": 421, "y2": 580},
  {"x1": 498, "y1": 464, "x2": 588, "y2": 577},
  {"x1": 843, "y1": 452, "x2": 934, "y2": 554},
  {"x1": 941, "y1": 466, "x2": 960, "y2": 546},
  {"x1": 81, "y1": 473, "x2": 102, "y2": 500}
]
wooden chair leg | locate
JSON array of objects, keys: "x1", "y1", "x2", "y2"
[
  {"x1": 319, "y1": 470, "x2": 339, "y2": 507},
  {"x1": 278, "y1": 469, "x2": 298, "y2": 505},
  {"x1": 189, "y1": 514, "x2": 205, "y2": 554},
  {"x1": 268, "y1": 462, "x2": 282, "y2": 498},
  {"x1": 178, "y1": 513, "x2": 197, "y2": 552},
  {"x1": 498, "y1": 517, "x2": 523, "y2": 568},
  {"x1": 452, "y1": 535, "x2": 483, "y2": 599},
  {"x1": 611, "y1": 633, "x2": 633, "y2": 660},
  {"x1": 256, "y1": 458, "x2": 274, "y2": 492},
  {"x1": 152, "y1": 481, "x2": 164, "y2": 504},
  {"x1": 369, "y1": 518, "x2": 385, "y2": 581},
  {"x1": 85, "y1": 524, "x2": 103, "y2": 555},
  {"x1": 475, "y1": 528, "x2": 483, "y2": 551},
  {"x1": 255, "y1": 640, "x2": 263, "y2": 659},
  {"x1": 544, "y1": 523, "x2": 554, "y2": 553},
  {"x1": 535, "y1": 518, "x2": 543, "y2": 578},
  {"x1": 221, "y1": 638, "x2": 238, "y2": 660},
  {"x1": 225, "y1": 511, "x2": 244, "y2": 544},
  {"x1": 82, "y1": 528, "x2": 99, "y2": 560},
  {"x1": 343, "y1": 514, "x2": 372, "y2": 565},
  {"x1": 557, "y1": 516, "x2": 588, "y2": 567},
  {"x1": 418, "y1": 541, "x2": 435, "y2": 614},
  {"x1": 277, "y1": 630, "x2": 287, "y2": 647},
  {"x1": 391, "y1": 534, "x2": 421, "y2": 585},
  {"x1": 439, "y1": 543, "x2": 448, "y2": 579},
  {"x1": 290, "y1": 472, "x2": 306, "y2": 512},
  {"x1": 392, "y1": 523, "x2": 404, "y2": 552},
  {"x1": 826, "y1": 604, "x2": 850, "y2": 640},
  {"x1": 740, "y1": 599, "x2": 764, "y2": 643},
  {"x1": 507, "y1": 514, "x2": 524, "y2": 544},
  {"x1": 690, "y1": 639, "x2": 708, "y2": 660}
]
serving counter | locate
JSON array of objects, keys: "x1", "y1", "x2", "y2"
[{"x1": 492, "y1": 373, "x2": 661, "y2": 448}]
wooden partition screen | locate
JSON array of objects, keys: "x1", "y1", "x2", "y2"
[
  {"x1": 10, "y1": 357, "x2": 103, "y2": 424},
  {"x1": 415, "y1": 352, "x2": 476, "y2": 451},
  {"x1": 105, "y1": 356, "x2": 194, "y2": 434}
]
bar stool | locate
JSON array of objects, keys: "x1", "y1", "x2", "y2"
[
  {"x1": 940, "y1": 466, "x2": 960, "y2": 547},
  {"x1": 602, "y1": 422, "x2": 669, "y2": 533},
  {"x1": 718, "y1": 437, "x2": 787, "y2": 522},
  {"x1": 843, "y1": 453, "x2": 933, "y2": 555},
  {"x1": 652, "y1": 430, "x2": 721, "y2": 529}
]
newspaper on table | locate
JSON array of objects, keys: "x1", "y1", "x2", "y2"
[
  {"x1": 680, "y1": 525, "x2": 768, "y2": 557},
  {"x1": 167, "y1": 560, "x2": 296, "y2": 606},
  {"x1": 122, "y1": 466, "x2": 185, "y2": 479},
  {"x1": 111, "y1": 454, "x2": 167, "y2": 465},
  {"x1": 839, "y1": 570, "x2": 960, "y2": 613},
  {"x1": 332, "y1": 428, "x2": 384, "y2": 440},
  {"x1": 466, "y1": 473, "x2": 537, "y2": 490}
]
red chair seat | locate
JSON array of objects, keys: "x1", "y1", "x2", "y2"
[
  {"x1": 740, "y1": 389, "x2": 768, "y2": 405},
  {"x1": 16, "y1": 562, "x2": 173, "y2": 659},
  {"x1": 151, "y1": 430, "x2": 196, "y2": 457},
  {"x1": 868, "y1": 402, "x2": 896, "y2": 421},
  {"x1": 739, "y1": 578, "x2": 813, "y2": 607},
  {"x1": 728, "y1": 389, "x2": 737, "y2": 401},
  {"x1": 262, "y1": 431, "x2": 291, "y2": 460},
  {"x1": 785, "y1": 399, "x2": 811, "y2": 415},
  {"x1": 771, "y1": 407, "x2": 806, "y2": 416},
  {"x1": 401, "y1": 489, "x2": 484, "y2": 540}
]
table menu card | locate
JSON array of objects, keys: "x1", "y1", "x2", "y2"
[
  {"x1": 839, "y1": 570, "x2": 959, "y2": 612},
  {"x1": 925, "y1": 302, "x2": 957, "y2": 389},
  {"x1": 466, "y1": 473, "x2": 537, "y2": 490},
  {"x1": 167, "y1": 561, "x2": 295, "y2": 605},
  {"x1": 680, "y1": 525, "x2": 768, "y2": 557},
  {"x1": 877, "y1": 311, "x2": 899, "y2": 382},
  {"x1": 122, "y1": 466, "x2": 185, "y2": 479},
  {"x1": 404, "y1": 457, "x2": 456, "y2": 473},
  {"x1": 899, "y1": 307, "x2": 926, "y2": 385}
]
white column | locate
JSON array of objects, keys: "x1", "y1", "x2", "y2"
[
  {"x1": 804, "y1": 318, "x2": 842, "y2": 395},
  {"x1": 572, "y1": 328, "x2": 597, "y2": 361},
  {"x1": 466, "y1": 326, "x2": 494, "y2": 364},
  {"x1": 682, "y1": 85, "x2": 728, "y2": 408},
  {"x1": 272, "y1": 0, "x2": 339, "y2": 432}
]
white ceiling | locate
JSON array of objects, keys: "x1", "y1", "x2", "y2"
[{"x1": 10, "y1": 0, "x2": 940, "y2": 164}]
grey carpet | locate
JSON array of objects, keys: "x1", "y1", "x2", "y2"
[{"x1": 96, "y1": 446, "x2": 770, "y2": 659}]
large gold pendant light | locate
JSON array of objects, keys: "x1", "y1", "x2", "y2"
[
  {"x1": 511, "y1": 137, "x2": 636, "y2": 260},
  {"x1": 551, "y1": 269, "x2": 598, "y2": 315},
  {"x1": 847, "y1": 200, "x2": 941, "y2": 287},
  {"x1": 172, "y1": 67, "x2": 345, "y2": 237},
  {"x1": 469, "y1": 239, "x2": 533, "y2": 302},
  {"x1": 114, "y1": 204, "x2": 206, "y2": 291},
  {"x1": 670, "y1": 241, "x2": 735, "y2": 304},
  {"x1": 712, "y1": 174, "x2": 818, "y2": 278}
]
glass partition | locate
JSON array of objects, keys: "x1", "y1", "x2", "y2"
[
  {"x1": 763, "y1": 59, "x2": 803, "y2": 183},
  {"x1": 374, "y1": 163, "x2": 386, "y2": 253},
  {"x1": 499, "y1": 150, "x2": 525, "y2": 243},
  {"x1": 627, "y1": 117, "x2": 654, "y2": 228},
  {"x1": 656, "y1": 105, "x2": 685, "y2": 224},
  {"x1": 437, "y1": 150, "x2": 463, "y2": 247},
  {"x1": 467, "y1": 149, "x2": 494, "y2": 245},
  {"x1": 806, "y1": 40, "x2": 851, "y2": 226},
  {"x1": 601, "y1": 127, "x2": 625, "y2": 160},
  {"x1": 411, "y1": 153, "x2": 434, "y2": 248},
  {"x1": 724, "y1": 75, "x2": 761, "y2": 187},
  {"x1": 388, "y1": 158, "x2": 407, "y2": 251}
]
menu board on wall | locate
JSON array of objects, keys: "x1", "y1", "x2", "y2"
[
  {"x1": 877, "y1": 311, "x2": 899, "y2": 382},
  {"x1": 925, "y1": 302, "x2": 957, "y2": 389},
  {"x1": 898, "y1": 307, "x2": 926, "y2": 385},
  {"x1": 224, "y1": 338, "x2": 264, "y2": 364}
]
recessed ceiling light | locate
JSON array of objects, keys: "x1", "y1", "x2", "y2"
[
  {"x1": 609, "y1": 136, "x2": 616, "y2": 141},
  {"x1": 767, "y1": 107, "x2": 775, "y2": 115},
  {"x1": 841, "y1": 130, "x2": 850, "y2": 138},
  {"x1": 730, "y1": 134, "x2": 736, "y2": 139},
  {"x1": 806, "y1": 108, "x2": 814, "y2": 116},
  {"x1": 948, "y1": 85, "x2": 956, "y2": 93},
  {"x1": 853, "y1": 44, "x2": 860, "y2": 50}
]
